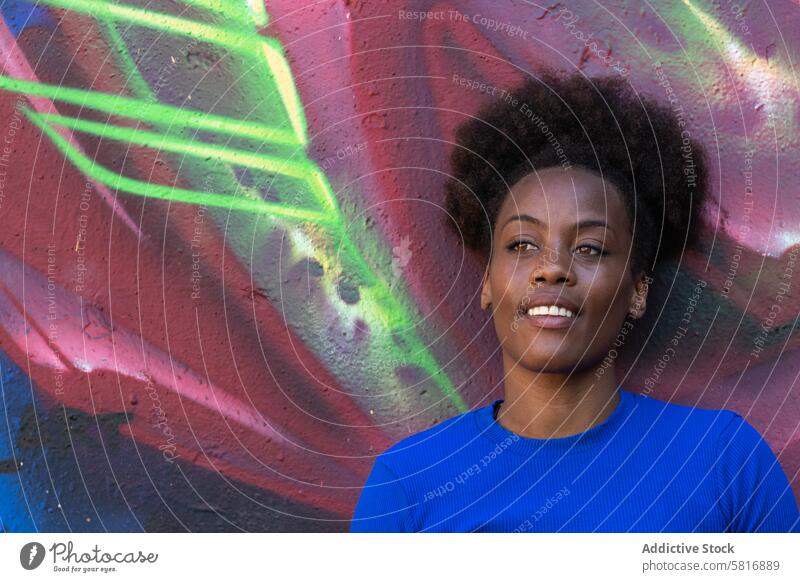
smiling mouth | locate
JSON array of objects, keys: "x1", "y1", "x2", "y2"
[
  {"x1": 525, "y1": 305, "x2": 577, "y2": 318},
  {"x1": 518, "y1": 305, "x2": 579, "y2": 329}
]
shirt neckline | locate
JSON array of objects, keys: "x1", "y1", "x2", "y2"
[{"x1": 474, "y1": 387, "x2": 635, "y2": 456}]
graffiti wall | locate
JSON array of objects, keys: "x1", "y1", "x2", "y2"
[{"x1": 0, "y1": 0, "x2": 798, "y2": 531}]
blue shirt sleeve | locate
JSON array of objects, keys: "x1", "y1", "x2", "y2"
[
  {"x1": 350, "y1": 457, "x2": 416, "y2": 532},
  {"x1": 715, "y1": 412, "x2": 800, "y2": 532}
]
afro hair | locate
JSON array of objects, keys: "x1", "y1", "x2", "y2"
[{"x1": 443, "y1": 70, "x2": 709, "y2": 276}]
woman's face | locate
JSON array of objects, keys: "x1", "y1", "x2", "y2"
[{"x1": 481, "y1": 166, "x2": 648, "y2": 374}]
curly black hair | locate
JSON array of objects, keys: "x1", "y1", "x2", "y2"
[{"x1": 444, "y1": 70, "x2": 709, "y2": 276}]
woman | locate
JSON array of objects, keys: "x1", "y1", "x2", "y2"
[{"x1": 350, "y1": 71, "x2": 800, "y2": 532}]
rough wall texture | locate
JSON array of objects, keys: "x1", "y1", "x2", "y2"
[{"x1": 0, "y1": 0, "x2": 798, "y2": 531}]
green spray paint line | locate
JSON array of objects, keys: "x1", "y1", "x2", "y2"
[
  {"x1": 259, "y1": 40, "x2": 308, "y2": 146},
  {"x1": 97, "y1": 17, "x2": 268, "y2": 217},
  {"x1": 40, "y1": 112, "x2": 338, "y2": 214},
  {"x1": 179, "y1": 0, "x2": 251, "y2": 24},
  {"x1": 0, "y1": 75, "x2": 297, "y2": 145},
  {"x1": 34, "y1": 0, "x2": 306, "y2": 142},
  {"x1": 41, "y1": 0, "x2": 256, "y2": 52},
  {"x1": 101, "y1": 19, "x2": 153, "y2": 100},
  {"x1": 23, "y1": 108, "x2": 330, "y2": 224}
]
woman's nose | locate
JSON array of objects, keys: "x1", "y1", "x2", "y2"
[{"x1": 530, "y1": 246, "x2": 572, "y2": 285}]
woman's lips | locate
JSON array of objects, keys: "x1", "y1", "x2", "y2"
[{"x1": 519, "y1": 311, "x2": 579, "y2": 329}]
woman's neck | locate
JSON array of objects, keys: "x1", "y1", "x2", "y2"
[{"x1": 496, "y1": 352, "x2": 621, "y2": 439}]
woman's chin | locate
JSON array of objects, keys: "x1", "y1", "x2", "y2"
[{"x1": 509, "y1": 350, "x2": 586, "y2": 374}]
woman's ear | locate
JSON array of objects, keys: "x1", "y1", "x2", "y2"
[
  {"x1": 480, "y1": 266, "x2": 493, "y2": 311},
  {"x1": 628, "y1": 272, "x2": 650, "y2": 319}
]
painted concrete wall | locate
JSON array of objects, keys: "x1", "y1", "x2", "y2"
[{"x1": 0, "y1": 0, "x2": 798, "y2": 531}]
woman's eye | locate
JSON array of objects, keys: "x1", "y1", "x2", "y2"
[
  {"x1": 507, "y1": 240, "x2": 537, "y2": 252},
  {"x1": 576, "y1": 245, "x2": 603, "y2": 256}
]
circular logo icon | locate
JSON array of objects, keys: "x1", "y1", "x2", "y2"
[{"x1": 20, "y1": 542, "x2": 46, "y2": 570}]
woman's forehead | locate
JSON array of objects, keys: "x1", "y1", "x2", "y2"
[{"x1": 499, "y1": 167, "x2": 627, "y2": 226}]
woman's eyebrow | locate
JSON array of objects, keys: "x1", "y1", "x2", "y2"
[
  {"x1": 576, "y1": 219, "x2": 613, "y2": 232},
  {"x1": 502, "y1": 214, "x2": 613, "y2": 233},
  {"x1": 502, "y1": 214, "x2": 542, "y2": 229}
]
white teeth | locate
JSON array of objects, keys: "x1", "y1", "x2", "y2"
[{"x1": 527, "y1": 306, "x2": 576, "y2": 318}]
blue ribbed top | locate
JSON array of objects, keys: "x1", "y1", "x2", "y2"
[{"x1": 350, "y1": 389, "x2": 800, "y2": 532}]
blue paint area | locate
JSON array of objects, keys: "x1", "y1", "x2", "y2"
[
  {"x1": 0, "y1": 0, "x2": 57, "y2": 38},
  {"x1": 0, "y1": 349, "x2": 144, "y2": 532},
  {"x1": 0, "y1": 349, "x2": 37, "y2": 532},
  {"x1": 0, "y1": 349, "x2": 344, "y2": 532}
]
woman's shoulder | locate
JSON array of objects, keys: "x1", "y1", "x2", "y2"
[
  {"x1": 629, "y1": 390, "x2": 742, "y2": 432},
  {"x1": 614, "y1": 390, "x2": 755, "y2": 459}
]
